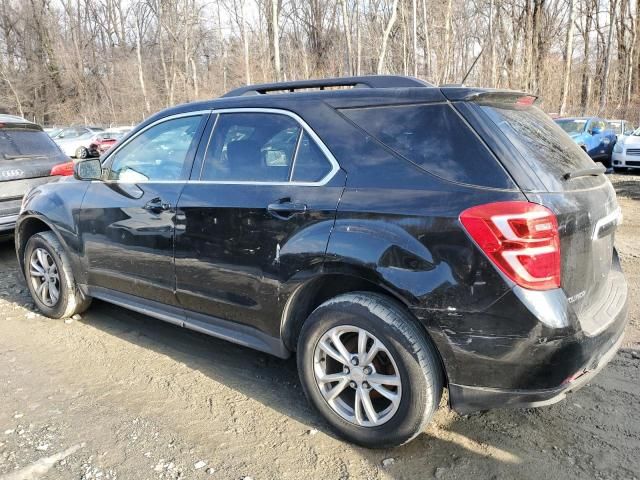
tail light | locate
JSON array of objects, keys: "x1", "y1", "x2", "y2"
[
  {"x1": 50, "y1": 161, "x2": 74, "y2": 177},
  {"x1": 459, "y1": 201, "x2": 560, "y2": 290}
]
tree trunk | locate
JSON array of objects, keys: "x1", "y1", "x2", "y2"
[
  {"x1": 377, "y1": 0, "x2": 399, "y2": 74},
  {"x1": 599, "y1": 0, "x2": 618, "y2": 113},
  {"x1": 412, "y1": 0, "x2": 418, "y2": 77},
  {"x1": 559, "y1": 0, "x2": 575, "y2": 115},
  {"x1": 272, "y1": 0, "x2": 281, "y2": 80},
  {"x1": 340, "y1": 0, "x2": 352, "y2": 76},
  {"x1": 136, "y1": 30, "x2": 150, "y2": 114}
]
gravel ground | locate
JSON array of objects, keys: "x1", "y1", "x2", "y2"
[{"x1": 0, "y1": 173, "x2": 639, "y2": 480}]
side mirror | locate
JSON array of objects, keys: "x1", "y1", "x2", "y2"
[
  {"x1": 74, "y1": 158, "x2": 102, "y2": 181},
  {"x1": 591, "y1": 126, "x2": 603, "y2": 135}
]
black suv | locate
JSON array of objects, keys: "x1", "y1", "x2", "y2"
[
  {"x1": 0, "y1": 115, "x2": 69, "y2": 234},
  {"x1": 15, "y1": 76, "x2": 628, "y2": 448}
]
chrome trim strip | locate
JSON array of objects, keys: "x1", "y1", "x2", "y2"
[
  {"x1": 97, "y1": 107, "x2": 342, "y2": 187},
  {"x1": 592, "y1": 207, "x2": 622, "y2": 241}
]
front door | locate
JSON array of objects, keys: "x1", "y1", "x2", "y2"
[
  {"x1": 175, "y1": 110, "x2": 345, "y2": 338},
  {"x1": 78, "y1": 112, "x2": 209, "y2": 305}
]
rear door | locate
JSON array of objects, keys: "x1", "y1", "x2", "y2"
[
  {"x1": 0, "y1": 122, "x2": 68, "y2": 229},
  {"x1": 469, "y1": 98, "x2": 622, "y2": 334},
  {"x1": 174, "y1": 109, "x2": 344, "y2": 338}
]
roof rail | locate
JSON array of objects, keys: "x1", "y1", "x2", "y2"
[{"x1": 222, "y1": 75, "x2": 433, "y2": 98}]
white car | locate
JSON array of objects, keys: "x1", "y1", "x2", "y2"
[
  {"x1": 608, "y1": 119, "x2": 634, "y2": 142},
  {"x1": 612, "y1": 128, "x2": 640, "y2": 171},
  {"x1": 53, "y1": 126, "x2": 104, "y2": 158}
]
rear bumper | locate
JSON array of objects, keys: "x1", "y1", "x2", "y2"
[
  {"x1": 415, "y1": 254, "x2": 629, "y2": 415},
  {"x1": 449, "y1": 325, "x2": 625, "y2": 414}
]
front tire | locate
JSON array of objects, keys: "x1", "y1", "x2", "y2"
[
  {"x1": 24, "y1": 231, "x2": 91, "y2": 319},
  {"x1": 297, "y1": 292, "x2": 443, "y2": 448}
]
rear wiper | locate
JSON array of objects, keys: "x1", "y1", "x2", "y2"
[
  {"x1": 563, "y1": 164, "x2": 606, "y2": 180},
  {"x1": 2, "y1": 153, "x2": 46, "y2": 160}
]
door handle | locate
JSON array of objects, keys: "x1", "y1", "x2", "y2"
[
  {"x1": 267, "y1": 200, "x2": 307, "y2": 220},
  {"x1": 143, "y1": 197, "x2": 171, "y2": 213}
]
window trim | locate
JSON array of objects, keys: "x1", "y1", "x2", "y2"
[{"x1": 195, "y1": 107, "x2": 340, "y2": 186}]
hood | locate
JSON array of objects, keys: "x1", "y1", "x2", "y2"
[{"x1": 619, "y1": 135, "x2": 640, "y2": 147}]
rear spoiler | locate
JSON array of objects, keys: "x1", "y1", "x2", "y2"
[
  {"x1": 0, "y1": 121, "x2": 43, "y2": 132},
  {"x1": 440, "y1": 87, "x2": 538, "y2": 105}
]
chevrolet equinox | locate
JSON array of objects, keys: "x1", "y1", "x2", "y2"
[{"x1": 15, "y1": 76, "x2": 628, "y2": 448}]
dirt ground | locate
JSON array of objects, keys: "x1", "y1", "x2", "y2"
[{"x1": 0, "y1": 174, "x2": 639, "y2": 480}]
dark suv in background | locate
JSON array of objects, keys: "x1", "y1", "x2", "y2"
[
  {"x1": 15, "y1": 76, "x2": 628, "y2": 448},
  {"x1": 0, "y1": 115, "x2": 69, "y2": 234}
]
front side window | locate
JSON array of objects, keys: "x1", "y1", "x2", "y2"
[{"x1": 107, "y1": 115, "x2": 203, "y2": 182}]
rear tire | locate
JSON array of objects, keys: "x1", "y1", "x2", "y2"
[
  {"x1": 297, "y1": 292, "x2": 443, "y2": 448},
  {"x1": 24, "y1": 231, "x2": 91, "y2": 319},
  {"x1": 75, "y1": 147, "x2": 88, "y2": 159}
]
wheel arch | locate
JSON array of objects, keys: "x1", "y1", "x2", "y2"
[
  {"x1": 279, "y1": 271, "x2": 446, "y2": 378},
  {"x1": 16, "y1": 216, "x2": 62, "y2": 278}
]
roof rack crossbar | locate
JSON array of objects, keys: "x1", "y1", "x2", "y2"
[{"x1": 222, "y1": 75, "x2": 433, "y2": 98}]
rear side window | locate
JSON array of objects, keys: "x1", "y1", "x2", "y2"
[
  {"x1": 0, "y1": 128, "x2": 65, "y2": 161},
  {"x1": 478, "y1": 103, "x2": 600, "y2": 190},
  {"x1": 291, "y1": 132, "x2": 332, "y2": 182},
  {"x1": 201, "y1": 112, "x2": 334, "y2": 183},
  {"x1": 340, "y1": 103, "x2": 511, "y2": 188}
]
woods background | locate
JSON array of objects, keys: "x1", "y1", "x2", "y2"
[{"x1": 0, "y1": 0, "x2": 637, "y2": 126}]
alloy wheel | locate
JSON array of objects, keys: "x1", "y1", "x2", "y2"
[
  {"x1": 313, "y1": 325, "x2": 402, "y2": 427},
  {"x1": 29, "y1": 248, "x2": 60, "y2": 307}
]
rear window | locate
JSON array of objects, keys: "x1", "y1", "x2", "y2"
[
  {"x1": 340, "y1": 103, "x2": 512, "y2": 188},
  {"x1": 0, "y1": 127, "x2": 65, "y2": 160},
  {"x1": 478, "y1": 103, "x2": 600, "y2": 190},
  {"x1": 556, "y1": 119, "x2": 587, "y2": 135}
]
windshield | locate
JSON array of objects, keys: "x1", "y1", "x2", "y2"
[
  {"x1": 555, "y1": 119, "x2": 587, "y2": 135},
  {"x1": 609, "y1": 121, "x2": 623, "y2": 135}
]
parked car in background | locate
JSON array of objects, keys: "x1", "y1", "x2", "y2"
[
  {"x1": 555, "y1": 117, "x2": 617, "y2": 166},
  {"x1": 608, "y1": 119, "x2": 634, "y2": 141},
  {"x1": 54, "y1": 126, "x2": 104, "y2": 158},
  {"x1": 0, "y1": 115, "x2": 69, "y2": 234},
  {"x1": 612, "y1": 127, "x2": 640, "y2": 171},
  {"x1": 44, "y1": 127, "x2": 62, "y2": 138},
  {"x1": 15, "y1": 76, "x2": 628, "y2": 448},
  {"x1": 88, "y1": 131, "x2": 126, "y2": 157}
]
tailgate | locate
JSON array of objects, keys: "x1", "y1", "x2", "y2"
[
  {"x1": 527, "y1": 182, "x2": 622, "y2": 334},
  {"x1": 466, "y1": 93, "x2": 623, "y2": 334}
]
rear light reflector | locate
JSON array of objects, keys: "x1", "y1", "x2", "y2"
[
  {"x1": 50, "y1": 161, "x2": 74, "y2": 176},
  {"x1": 460, "y1": 201, "x2": 560, "y2": 290}
]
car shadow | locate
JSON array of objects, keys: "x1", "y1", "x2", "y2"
[
  {"x1": 3, "y1": 239, "x2": 636, "y2": 478},
  {"x1": 613, "y1": 179, "x2": 640, "y2": 200}
]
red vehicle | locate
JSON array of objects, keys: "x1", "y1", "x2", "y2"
[{"x1": 88, "y1": 131, "x2": 125, "y2": 157}]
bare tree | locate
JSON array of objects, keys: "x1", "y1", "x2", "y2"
[
  {"x1": 559, "y1": 0, "x2": 576, "y2": 115},
  {"x1": 0, "y1": 0, "x2": 638, "y2": 125},
  {"x1": 377, "y1": 0, "x2": 399, "y2": 74}
]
